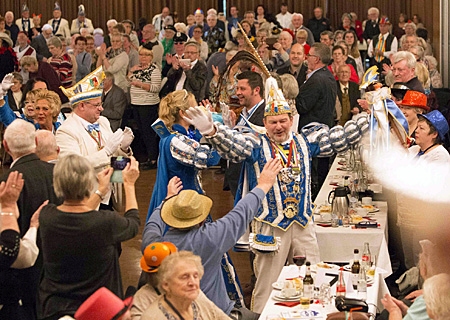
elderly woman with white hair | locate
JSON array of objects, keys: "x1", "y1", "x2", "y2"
[
  {"x1": 37, "y1": 154, "x2": 141, "y2": 319},
  {"x1": 141, "y1": 251, "x2": 230, "y2": 320},
  {"x1": 423, "y1": 56, "x2": 443, "y2": 89},
  {"x1": 381, "y1": 238, "x2": 450, "y2": 320},
  {"x1": 423, "y1": 273, "x2": 450, "y2": 320}
]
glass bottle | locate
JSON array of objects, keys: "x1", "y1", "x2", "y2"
[
  {"x1": 357, "y1": 266, "x2": 367, "y2": 301},
  {"x1": 351, "y1": 249, "x2": 360, "y2": 289},
  {"x1": 303, "y1": 261, "x2": 314, "y2": 299},
  {"x1": 336, "y1": 267, "x2": 346, "y2": 297},
  {"x1": 362, "y1": 242, "x2": 371, "y2": 269}
]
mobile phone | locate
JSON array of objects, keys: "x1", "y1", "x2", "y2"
[
  {"x1": 110, "y1": 156, "x2": 130, "y2": 183},
  {"x1": 265, "y1": 37, "x2": 278, "y2": 50}
]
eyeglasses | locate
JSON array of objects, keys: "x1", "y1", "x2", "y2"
[
  {"x1": 184, "y1": 51, "x2": 198, "y2": 54},
  {"x1": 174, "y1": 42, "x2": 185, "y2": 45},
  {"x1": 139, "y1": 53, "x2": 152, "y2": 56},
  {"x1": 306, "y1": 53, "x2": 318, "y2": 58},
  {"x1": 85, "y1": 101, "x2": 102, "y2": 108}
]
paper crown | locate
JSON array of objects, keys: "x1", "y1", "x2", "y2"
[
  {"x1": 359, "y1": 65, "x2": 379, "y2": 90},
  {"x1": 54, "y1": 2, "x2": 61, "y2": 11},
  {"x1": 22, "y1": 3, "x2": 29, "y2": 12},
  {"x1": 78, "y1": 4, "x2": 85, "y2": 16},
  {"x1": 264, "y1": 77, "x2": 291, "y2": 117},
  {"x1": 60, "y1": 66, "x2": 105, "y2": 105}
]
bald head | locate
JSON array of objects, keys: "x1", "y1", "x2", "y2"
[{"x1": 35, "y1": 130, "x2": 59, "y2": 162}]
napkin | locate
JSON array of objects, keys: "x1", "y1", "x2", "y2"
[{"x1": 274, "y1": 301, "x2": 300, "y2": 307}]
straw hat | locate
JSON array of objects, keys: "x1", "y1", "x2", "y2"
[{"x1": 161, "y1": 190, "x2": 212, "y2": 228}]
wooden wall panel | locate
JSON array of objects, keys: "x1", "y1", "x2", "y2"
[{"x1": 0, "y1": 0, "x2": 441, "y2": 61}]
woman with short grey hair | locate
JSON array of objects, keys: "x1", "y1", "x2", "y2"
[
  {"x1": 37, "y1": 153, "x2": 141, "y2": 319},
  {"x1": 142, "y1": 251, "x2": 229, "y2": 320}
]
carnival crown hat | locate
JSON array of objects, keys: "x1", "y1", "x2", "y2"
[
  {"x1": 22, "y1": 3, "x2": 29, "y2": 12},
  {"x1": 401, "y1": 90, "x2": 429, "y2": 111},
  {"x1": 60, "y1": 66, "x2": 105, "y2": 106},
  {"x1": 75, "y1": 287, "x2": 133, "y2": 320},
  {"x1": 161, "y1": 190, "x2": 212, "y2": 228},
  {"x1": 78, "y1": 4, "x2": 86, "y2": 16},
  {"x1": 140, "y1": 242, "x2": 177, "y2": 273},
  {"x1": 264, "y1": 77, "x2": 291, "y2": 117},
  {"x1": 418, "y1": 110, "x2": 449, "y2": 140},
  {"x1": 359, "y1": 65, "x2": 379, "y2": 90},
  {"x1": 54, "y1": 2, "x2": 61, "y2": 11}
]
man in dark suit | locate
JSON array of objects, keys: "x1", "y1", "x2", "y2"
[
  {"x1": 336, "y1": 64, "x2": 361, "y2": 125},
  {"x1": 1, "y1": 120, "x2": 59, "y2": 320},
  {"x1": 296, "y1": 43, "x2": 337, "y2": 198},
  {"x1": 30, "y1": 24, "x2": 53, "y2": 61},
  {"x1": 166, "y1": 41, "x2": 207, "y2": 102},
  {"x1": 101, "y1": 71, "x2": 127, "y2": 132},
  {"x1": 226, "y1": 70, "x2": 265, "y2": 198},
  {"x1": 363, "y1": 7, "x2": 380, "y2": 44},
  {"x1": 277, "y1": 43, "x2": 308, "y2": 90}
]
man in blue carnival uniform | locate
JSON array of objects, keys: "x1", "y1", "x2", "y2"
[{"x1": 184, "y1": 76, "x2": 370, "y2": 312}]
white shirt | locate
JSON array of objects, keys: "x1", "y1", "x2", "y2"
[
  {"x1": 175, "y1": 59, "x2": 198, "y2": 90},
  {"x1": 367, "y1": 32, "x2": 398, "y2": 58},
  {"x1": 276, "y1": 12, "x2": 293, "y2": 29}
]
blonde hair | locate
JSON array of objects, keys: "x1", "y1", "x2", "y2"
[
  {"x1": 20, "y1": 55, "x2": 38, "y2": 68},
  {"x1": 138, "y1": 45, "x2": 153, "y2": 57},
  {"x1": 159, "y1": 90, "x2": 196, "y2": 128},
  {"x1": 33, "y1": 89, "x2": 62, "y2": 122}
]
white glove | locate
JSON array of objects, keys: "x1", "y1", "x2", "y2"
[
  {"x1": 220, "y1": 102, "x2": 234, "y2": 128},
  {"x1": 121, "y1": 126, "x2": 134, "y2": 151},
  {"x1": 183, "y1": 106, "x2": 214, "y2": 135},
  {"x1": 0, "y1": 74, "x2": 14, "y2": 97},
  {"x1": 104, "y1": 128, "x2": 124, "y2": 156}
]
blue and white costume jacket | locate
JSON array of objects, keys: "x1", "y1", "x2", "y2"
[
  {"x1": 205, "y1": 119, "x2": 369, "y2": 231},
  {"x1": 147, "y1": 123, "x2": 220, "y2": 221}
]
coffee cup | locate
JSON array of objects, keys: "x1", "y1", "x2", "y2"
[
  {"x1": 362, "y1": 197, "x2": 372, "y2": 205},
  {"x1": 320, "y1": 213, "x2": 332, "y2": 222},
  {"x1": 281, "y1": 287, "x2": 297, "y2": 298},
  {"x1": 356, "y1": 207, "x2": 368, "y2": 215}
]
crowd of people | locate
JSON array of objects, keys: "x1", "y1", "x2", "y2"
[{"x1": 0, "y1": 2, "x2": 450, "y2": 320}]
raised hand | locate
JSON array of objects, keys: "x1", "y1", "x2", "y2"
[
  {"x1": 166, "y1": 176, "x2": 183, "y2": 199},
  {"x1": 183, "y1": 106, "x2": 215, "y2": 136},
  {"x1": 256, "y1": 158, "x2": 283, "y2": 193}
]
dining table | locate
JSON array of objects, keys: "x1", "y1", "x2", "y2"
[
  {"x1": 260, "y1": 264, "x2": 390, "y2": 320},
  {"x1": 313, "y1": 156, "x2": 392, "y2": 277}
]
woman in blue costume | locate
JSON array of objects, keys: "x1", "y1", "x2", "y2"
[
  {"x1": 147, "y1": 89, "x2": 245, "y2": 307},
  {"x1": 147, "y1": 89, "x2": 221, "y2": 219},
  {"x1": 0, "y1": 74, "x2": 63, "y2": 131}
]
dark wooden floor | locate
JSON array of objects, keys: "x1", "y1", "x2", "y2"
[{"x1": 119, "y1": 166, "x2": 254, "y2": 296}]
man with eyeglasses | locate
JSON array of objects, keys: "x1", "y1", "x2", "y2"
[
  {"x1": 141, "y1": 24, "x2": 163, "y2": 68},
  {"x1": 161, "y1": 32, "x2": 188, "y2": 77},
  {"x1": 56, "y1": 72, "x2": 133, "y2": 184},
  {"x1": 336, "y1": 64, "x2": 361, "y2": 125},
  {"x1": 165, "y1": 41, "x2": 207, "y2": 102},
  {"x1": 296, "y1": 43, "x2": 336, "y2": 198}
]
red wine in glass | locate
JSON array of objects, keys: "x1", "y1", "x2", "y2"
[{"x1": 293, "y1": 255, "x2": 306, "y2": 266}]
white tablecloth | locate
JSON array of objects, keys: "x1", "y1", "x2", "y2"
[
  {"x1": 313, "y1": 157, "x2": 392, "y2": 276},
  {"x1": 260, "y1": 265, "x2": 390, "y2": 320}
]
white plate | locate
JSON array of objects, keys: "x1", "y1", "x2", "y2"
[
  {"x1": 311, "y1": 262, "x2": 340, "y2": 273},
  {"x1": 273, "y1": 293, "x2": 301, "y2": 301},
  {"x1": 272, "y1": 282, "x2": 283, "y2": 290}
]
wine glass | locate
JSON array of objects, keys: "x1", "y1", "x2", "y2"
[{"x1": 293, "y1": 255, "x2": 306, "y2": 267}]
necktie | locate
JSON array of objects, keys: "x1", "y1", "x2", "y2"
[
  {"x1": 341, "y1": 87, "x2": 351, "y2": 125},
  {"x1": 375, "y1": 35, "x2": 385, "y2": 62},
  {"x1": 87, "y1": 123, "x2": 100, "y2": 133}
]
